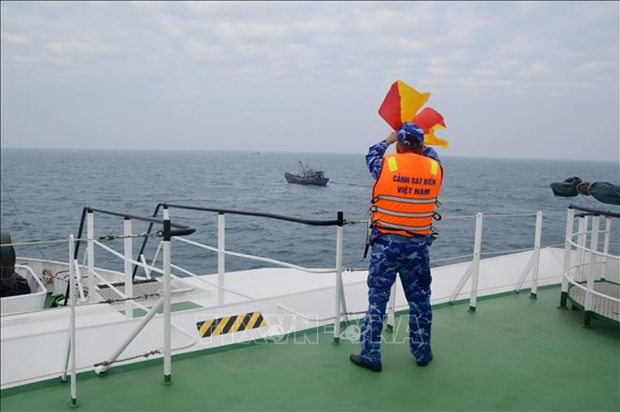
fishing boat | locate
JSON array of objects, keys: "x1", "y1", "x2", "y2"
[
  {"x1": 285, "y1": 161, "x2": 329, "y2": 186},
  {"x1": 0, "y1": 194, "x2": 619, "y2": 410}
]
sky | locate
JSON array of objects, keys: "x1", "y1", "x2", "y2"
[{"x1": 1, "y1": 1, "x2": 619, "y2": 160}]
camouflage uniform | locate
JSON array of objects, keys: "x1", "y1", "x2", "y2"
[{"x1": 359, "y1": 139, "x2": 439, "y2": 366}]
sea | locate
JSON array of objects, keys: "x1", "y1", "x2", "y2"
[{"x1": 1, "y1": 149, "x2": 618, "y2": 277}]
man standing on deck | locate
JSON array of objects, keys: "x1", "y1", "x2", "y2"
[{"x1": 350, "y1": 122, "x2": 443, "y2": 372}]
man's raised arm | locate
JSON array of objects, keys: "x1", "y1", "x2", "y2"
[{"x1": 366, "y1": 132, "x2": 396, "y2": 180}]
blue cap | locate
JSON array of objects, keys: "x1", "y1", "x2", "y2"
[{"x1": 397, "y1": 122, "x2": 425, "y2": 147}]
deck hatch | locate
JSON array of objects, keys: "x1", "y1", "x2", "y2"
[{"x1": 96, "y1": 279, "x2": 162, "y2": 304}]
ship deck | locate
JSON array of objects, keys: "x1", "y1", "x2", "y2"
[{"x1": 1, "y1": 286, "x2": 619, "y2": 411}]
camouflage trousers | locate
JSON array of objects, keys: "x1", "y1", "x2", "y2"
[{"x1": 360, "y1": 233, "x2": 432, "y2": 365}]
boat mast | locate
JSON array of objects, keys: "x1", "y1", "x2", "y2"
[{"x1": 298, "y1": 161, "x2": 306, "y2": 177}]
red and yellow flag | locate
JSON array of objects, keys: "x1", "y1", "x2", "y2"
[
  {"x1": 413, "y1": 107, "x2": 448, "y2": 149},
  {"x1": 378, "y1": 80, "x2": 430, "y2": 131},
  {"x1": 378, "y1": 80, "x2": 448, "y2": 148}
]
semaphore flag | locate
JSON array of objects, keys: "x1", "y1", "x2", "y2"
[
  {"x1": 413, "y1": 107, "x2": 448, "y2": 149},
  {"x1": 378, "y1": 80, "x2": 448, "y2": 148}
]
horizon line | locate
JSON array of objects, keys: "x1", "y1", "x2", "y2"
[{"x1": 0, "y1": 145, "x2": 618, "y2": 163}]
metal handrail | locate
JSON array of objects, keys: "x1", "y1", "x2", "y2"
[
  {"x1": 567, "y1": 239, "x2": 620, "y2": 260},
  {"x1": 132, "y1": 203, "x2": 342, "y2": 279},
  {"x1": 132, "y1": 203, "x2": 346, "y2": 342},
  {"x1": 74, "y1": 206, "x2": 195, "y2": 260},
  {"x1": 164, "y1": 204, "x2": 341, "y2": 226},
  {"x1": 563, "y1": 274, "x2": 620, "y2": 302},
  {"x1": 569, "y1": 204, "x2": 620, "y2": 218}
]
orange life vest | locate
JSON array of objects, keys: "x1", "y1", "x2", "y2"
[{"x1": 371, "y1": 152, "x2": 443, "y2": 237}]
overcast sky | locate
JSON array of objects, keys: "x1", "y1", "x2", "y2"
[{"x1": 1, "y1": 1, "x2": 618, "y2": 160}]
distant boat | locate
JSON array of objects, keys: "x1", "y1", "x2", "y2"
[{"x1": 285, "y1": 161, "x2": 329, "y2": 186}]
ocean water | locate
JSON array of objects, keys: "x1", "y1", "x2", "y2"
[{"x1": 1, "y1": 149, "x2": 618, "y2": 276}]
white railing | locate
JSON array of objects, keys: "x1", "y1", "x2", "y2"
[
  {"x1": 160, "y1": 208, "x2": 559, "y2": 336},
  {"x1": 349, "y1": 210, "x2": 566, "y2": 331},
  {"x1": 560, "y1": 205, "x2": 619, "y2": 326},
  {"x1": 445, "y1": 211, "x2": 548, "y2": 311},
  {"x1": 157, "y1": 208, "x2": 566, "y2": 337},
  {"x1": 162, "y1": 207, "x2": 348, "y2": 342},
  {"x1": 2, "y1": 205, "x2": 590, "y2": 396},
  {"x1": 81, "y1": 209, "x2": 196, "y2": 378},
  {"x1": 54, "y1": 207, "x2": 196, "y2": 403}
]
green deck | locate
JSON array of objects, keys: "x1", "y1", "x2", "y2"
[{"x1": 2, "y1": 287, "x2": 619, "y2": 411}]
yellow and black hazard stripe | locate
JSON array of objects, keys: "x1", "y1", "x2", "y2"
[{"x1": 196, "y1": 311, "x2": 267, "y2": 338}]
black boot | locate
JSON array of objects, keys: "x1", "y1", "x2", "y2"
[
  {"x1": 416, "y1": 353, "x2": 433, "y2": 367},
  {"x1": 349, "y1": 354, "x2": 382, "y2": 372}
]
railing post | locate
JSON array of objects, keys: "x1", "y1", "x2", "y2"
[
  {"x1": 162, "y1": 206, "x2": 172, "y2": 384},
  {"x1": 560, "y1": 207, "x2": 575, "y2": 309},
  {"x1": 333, "y1": 211, "x2": 344, "y2": 343},
  {"x1": 124, "y1": 218, "x2": 133, "y2": 318},
  {"x1": 601, "y1": 216, "x2": 611, "y2": 280},
  {"x1": 515, "y1": 212, "x2": 543, "y2": 294},
  {"x1": 87, "y1": 211, "x2": 95, "y2": 302},
  {"x1": 530, "y1": 211, "x2": 543, "y2": 299},
  {"x1": 469, "y1": 213, "x2": 483, "y2": 312},
  {"x1": 584, "y1": 215, "x2": 600, "y2": 328},
  {"x1": 61, "y1": 325, "x2": 71, "y2": 382},
  {"x1": 68, "y1": 234, "x2": 78, "y2": 407},
  {"x1": 218, "y1": 213, "x2": 225, "y2": 306},
  {"x1": 576, "y1": 216, "x2": 587, "y2": 282}
]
